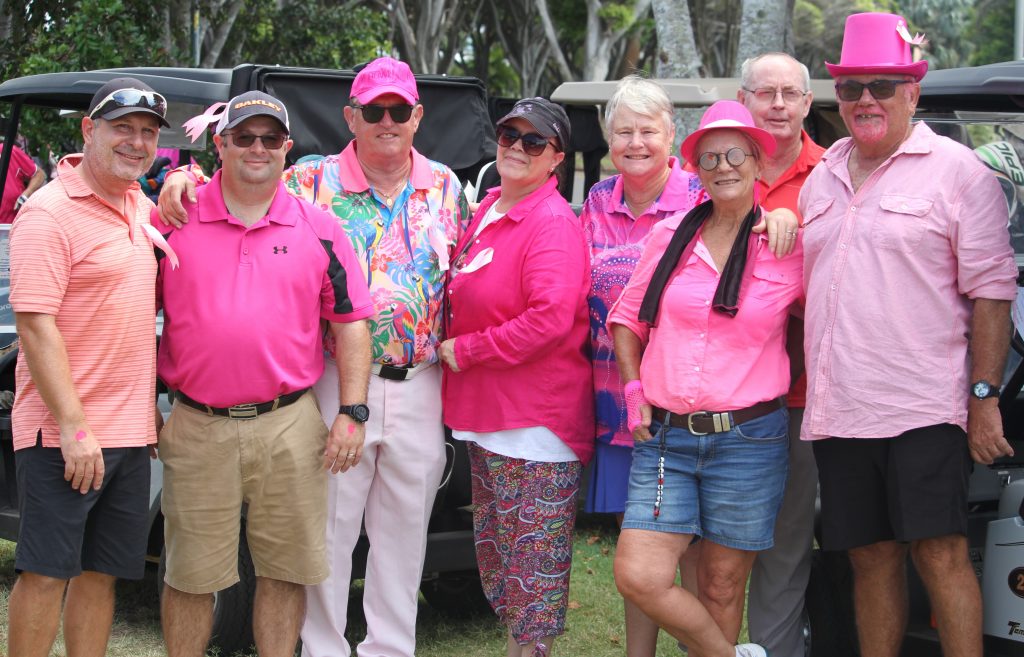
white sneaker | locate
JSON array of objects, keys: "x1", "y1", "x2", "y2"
[{"x1": 734, "y1": 644, "x2": 768, "y2": 657}]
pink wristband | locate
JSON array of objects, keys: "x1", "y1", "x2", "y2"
[
  {"x1": 623, "y1": 380, "x2": 645, "y2": 432},
  {"x1": 74, "y1": 430, "x2": 86, "y2": 442}
]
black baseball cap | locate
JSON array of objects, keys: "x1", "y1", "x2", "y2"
[
  {"x1": 88, "y1": 77, "x2": 169, "y2": 128},
  {"x1": 496, "y1": 98, "x2": 571, "y2": 151},
  {"x1": 214, "y1": 91, "x2": 290, "y2": 135}
]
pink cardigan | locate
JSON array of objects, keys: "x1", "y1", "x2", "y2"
[{"x1": 442, "y1": 177, "x2": 595, "y2": 464}]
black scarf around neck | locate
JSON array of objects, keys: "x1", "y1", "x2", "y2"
[{"x1": 638, "y1": 200, "x2": 761, "y2": 325}]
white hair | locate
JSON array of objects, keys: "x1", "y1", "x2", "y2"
[
  {"x1": 604, "y1": 74, "x2": 674, "y2": 134},
  {"x1": 740, "y1": 53, "x2": 811, "y2": 91}
]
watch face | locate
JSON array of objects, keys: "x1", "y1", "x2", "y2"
[
  {"x1": 345, "y1": 404, "x2": 369, "y2": 422},
  {"x1": 973, "y1": 382, "x2": 993, "y2": 398}
]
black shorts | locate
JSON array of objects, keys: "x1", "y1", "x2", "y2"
[
  {"x1": 14, "y1": 433, "x2": 150, "y2": 580},
  {"x1": 812, "y1": 424, "x2": 971, "y2": 551}
]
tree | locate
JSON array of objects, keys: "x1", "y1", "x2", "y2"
[
  {"x1": 966, "y1": 0, "x2": 1013, "y2": 66},
  {"x1": 732, "y1": 0, "x2": 796, "y2": 75},
  {"x1": 377, "y1": 0, "x2": 474, "y2": 74}
]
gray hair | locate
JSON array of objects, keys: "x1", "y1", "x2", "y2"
[
  {"x1": 604, "y1": 75, "x2": 674, "y2": 134},
  {"x1": 740, "y1": 53, "x2": 811, "y2": 91}
]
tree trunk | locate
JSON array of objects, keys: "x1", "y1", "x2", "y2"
[
  {"x1": 651, "y1": 0, "x2": 705, "y2": 146},
  {"x1": 732, "y1": 0, "x2": 795, "y2": 75}
]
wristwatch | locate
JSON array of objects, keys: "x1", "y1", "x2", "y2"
[
  {"x1": 970, "y1": 380, "x2": 1000, "y2": 400},
  {"x1": 339, "y1": 403, "x2": 370, "y2": 423}
]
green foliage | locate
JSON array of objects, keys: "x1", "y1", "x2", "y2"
[
  {"x1": 898, "y1": 0, "x2": 976, "y2": 69},
  {"x1": 967, "y1": 0, "x2": 1014, "y2": 65},
  {"x1": 597, "y1": 3, "x2": 636, "y2": 33},
  {"x1": 242, "y1": 2, "x2": 390, "y2": 69}
]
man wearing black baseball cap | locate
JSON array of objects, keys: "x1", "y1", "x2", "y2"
[
  {"x1": 157, "y1": 90, "x2": 372, "y2": 657},
  {"x1": 6, "y1": 75, "x2": 168, "y2": 657}
]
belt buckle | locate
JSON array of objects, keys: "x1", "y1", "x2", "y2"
[
  {"x1": 228, "y1": 404, "x2": 258, "y2": 420},
  {"x1": 687, "y1": 411, "x2": 712, "y2": 436}
]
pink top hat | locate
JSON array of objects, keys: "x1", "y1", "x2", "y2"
[
  {"x1": 351, "y1": 57, "x2": 419, "y2": 105},
  {"x1": 680, "y1": 100, "x2": 776, "y2": 165},
  {"x1": 826, "y1": 12, "x2": 928, "y2": 81}
]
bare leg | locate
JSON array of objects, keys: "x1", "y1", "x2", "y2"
[
  {"x1": 162, "y1": 585, "x2": 214, "y2": 657},
  {"x1": 697, "y1": 542, "x2": 757, "y2": 644},
  {"x1": 7, "y1": 572, "x2": 67, "y2": 657},
  {"x1": 617, "y1": 512, "x2": 660, "y2": 657},
  {"x1": 910, "y1": 534, "x2": 982, "y2": 657},
  {"x1": 615, "y1": 529, "x2": 735, "y2": 657},
  {"x1": 517, "y1": 635, "x2": 557, "y2": 656},
  {"x1": 254, "y1": 577, "x2": 305, "y2": 657},
  {"x1": 848, "y1": 541, "x2": 908, "y2": 657},
  {"x1": 64, "y1": 571, "x2": 117, "y2": 657}
]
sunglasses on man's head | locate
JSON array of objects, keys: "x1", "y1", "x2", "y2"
[
  {"x1": 495, "y1": 125, "x2": 552, "y2": 156},
  {"x1": 351, "y1": 103, "x2": 414, "y2": 124},
  {"x1": 222, "y1": 132, "x2": 288, "y2": 150},
  {"x1": 89, "y1": 89, "x2": 167, "y2": 120},
  {"x1": 835, "y1": 79, "x2": 911, "y2": 102}
]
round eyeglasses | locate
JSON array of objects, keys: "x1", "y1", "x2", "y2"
[{"x1": 697, "y1": 147, "x2": 753, "y2": 171}]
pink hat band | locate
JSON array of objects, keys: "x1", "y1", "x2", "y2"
[
  {"x1": 680, "y1": 101, "x2": 776, "y2": 165},
  {"x1": 826, "y1": 12, "x2": 928, "y2": 81},
  {"x1": 351, "y1": 57, "x2": 419, "y2": 105}
]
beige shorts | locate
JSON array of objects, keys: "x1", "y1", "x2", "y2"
[{"x1": 160, "y1": 390, "x2": 329, "y2": 594}]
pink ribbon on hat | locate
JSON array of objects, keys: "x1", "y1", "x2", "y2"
[
  {"x1": 181, "y1": 102, "x2": 228, "y2": 143},
  {"x1": 895, "y1": 20, "x2": 927, "y2": 46}
]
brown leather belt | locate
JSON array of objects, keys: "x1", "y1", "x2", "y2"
[
  {"x1": 174, "y1": 388, "x2": 309, "y2": 420},
  {"x1": 651, "y1": 397, "x2": 785, "y2": 436}
]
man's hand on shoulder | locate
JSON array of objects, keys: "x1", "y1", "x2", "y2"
[
  {"x1": 156, "y1": 170, "x2": 197, "y2": 228},
  {"x1": 967, "y1": 398, "x2": 1015, "y2": 464},
  {"x1": 59, "y1": 424, "x2": 105, "y2": 493}
]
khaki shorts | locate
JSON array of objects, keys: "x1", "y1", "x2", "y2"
[{"x1": 160, "y1": 390, "x2": 329, "y2": 594}]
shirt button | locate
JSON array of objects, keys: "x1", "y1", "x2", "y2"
[
  {"x1": 243, "y1": 248, "x2": 249, "y2": 255},
  {"x1": 475, "y1": 239, "x2": 481, "y2": 244},
  {"x1": 694, "y1": 366, "x2": 700, "y2": 372},
  {"x1": 448, "y1": 289, "x2": 453, "y2": 295},
  {"x1": 704, "y1": 300, "x2": 711, "y2": 306},
  {"x1": 689, "y1": 398, "x2": 696, "y2": 404},
  {"x1": 830, "y1": 284, "x2": 837, "y2": 291},
  {"x1": 851, "y1": 205, "x2": 856, "y2": 211},
  {"x1": 699, "y1": 332, "x2": 705, "y2": 338},
  {"x1": 840, "y1": 243, "x2": 847, "y2": 249}
]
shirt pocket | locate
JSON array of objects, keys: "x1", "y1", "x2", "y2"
[
  {"x1": 872, "y1": 194, "x2": 932, "y2": 253},
  {"x1": 748, "y1": 260, "x2": 801, "y2": 301},
  {"x1": 800, "y1": 198, "x2": 835, "y2": 255}
]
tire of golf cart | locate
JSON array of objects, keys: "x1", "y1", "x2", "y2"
[
  {"x1": 805, "y1": 549, "x2": 860, "y2": 657},
  {"x1": 420, "y1": 569, "x2": 491, "y2": 618},
  {"x1": 158, "y1": 521, "x2": 256, "y2": 655}
]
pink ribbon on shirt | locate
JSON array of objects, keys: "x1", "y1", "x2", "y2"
[
  {"x1": 182, "y1": 102, "x2": 228, "y2": 144},
  {"x1": 142, "y1": 223, "x2": 179, "y2": 269}
]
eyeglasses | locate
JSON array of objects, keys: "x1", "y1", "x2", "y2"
[
  {"x1": 742, "y1": 87, "x2": 808, "y2": 104},
  {"x1": 351, "y1": 103, "x2": 414, "y2": 124},
  {"x1": 835, "y1": 79, "x2": 911, "y2": 102},
  {"x1": 495, "y1": 125, "x2": 553, "y2": 156},
  {"x1": 89, "y1": 88, "x2": 167, "y2": 120},
  {"x1": 697, "y1": 147, "x2": 753, "y2": 171},
  {"x1": 221, "y1": 132, "x2": 288, "y2": 150}
]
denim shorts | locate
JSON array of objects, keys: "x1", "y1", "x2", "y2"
[{"x1": 622, "y1": 407, "x2": 790, "y2": 551}]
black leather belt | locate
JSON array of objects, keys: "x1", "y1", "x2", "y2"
[
  {"x1": 651, "y1": 397, "x2": 785, "y2": 436},
  {"x1": 173, "y1": 388, "x2": 309, "y2": 420}
]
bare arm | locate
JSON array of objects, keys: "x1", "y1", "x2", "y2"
[
  {"x1": 613, "y1": 323, "x2": 653, "y2": 442},
  {"x1": 967, "y1": 298, "x2": 1015, "y2": 464},
  {"x1": 15, "y1": 312, "x2": 104, "y2": 492},
  {"x1": 752, "y1": 207, "x2": 799, "y2": 258},
  {"x1": 23, "y1": 168, "x2": 45, "y2": 197},
  {"x1": 324, "y1": 319, "x2": 372, "y2": 474},
  {"x1": 155, "y1": 170, "x2": 198, "y2": 228}
]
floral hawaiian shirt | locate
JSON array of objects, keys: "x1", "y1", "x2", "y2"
[
  {"x1": 580, "y1": 157, "x2": 702, "y2": 446},
  {"x1": 284, "y1": 142, "x2": 468, "y2": 366}
]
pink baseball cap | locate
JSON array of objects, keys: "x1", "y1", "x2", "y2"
[
  {"x1": 826, "y1": 12, "x2": 928, "y2": 81},
  {"x1": 680, "y1": 100, "x2": 776, "y2": 165},
  {"x1": 351, "y1": 57, "x2": 419, "y2": 105}
]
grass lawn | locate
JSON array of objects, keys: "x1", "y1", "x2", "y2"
[{"x1": 0, "y1": 516, "x2": 745, "y2": 656}]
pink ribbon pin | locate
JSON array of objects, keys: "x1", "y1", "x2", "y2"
[
  {"x1": 142, "y1": 223, "x2": 180, "y2": 270},
  {"x1": 182, "y1": 102, "x2": 228, "y2": 143}
]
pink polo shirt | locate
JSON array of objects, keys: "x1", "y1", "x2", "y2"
[
  {"x1": 608, "y1": 212, "x2": 803, "y2": 414},
  {"x1": 442, "y1": 177, "x2": 595, "y2": 464},
  {"x1": 155, "y1": 171, "x2": 374, "y2": 407},
  {"x1": 798, "y1": 122, "x2": 1017, "y2": 440}
]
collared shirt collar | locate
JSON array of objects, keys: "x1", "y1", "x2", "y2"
[
  {"x1": 336, "y1": 141, "x2": 436, "y2": 193},
  {"x1": 195, "y1": 170, "x2": 297, "y2": 227}
]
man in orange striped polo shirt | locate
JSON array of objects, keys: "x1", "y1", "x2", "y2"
[{"x1": 6, "y1": 77, "x2": 169, "y2": 657}]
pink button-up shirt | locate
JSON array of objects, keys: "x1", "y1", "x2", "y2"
[
  {"x1": 608, "y1": 212, "x2": 803, "y2": 414},
  {"x1": 798, "y1": 122, "x2": 1017, "y2": 440}
]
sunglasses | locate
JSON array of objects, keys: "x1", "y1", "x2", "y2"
[
  {"x1": 222, "y1": 132, "x2": 288, "y2": 150},
  {"x1": 835, "y1": 79, "x2": 911, "y2": 102},
  {"x1": 495, "y1": 125, "x2": 552, "y2": 156},
  {"x1": 89, "y1": 88, "x2": 167, "y2": 120},
  {"x1": 697, "y1": 147, "x2": 754, "y2": 171},
  {"x1": 352, "y1": 103, "x2": 414, "y2": 124}
]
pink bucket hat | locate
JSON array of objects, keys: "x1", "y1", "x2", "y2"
[
  {"x1": 680, "y1": 100, "x2": 776, "y2": 165},
  {"x1": 351, "y1": 57, "x2": 419, "y2": 105},
  {"x1": 826, "y1": 12, "x2": 928, "y2": 81}
]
